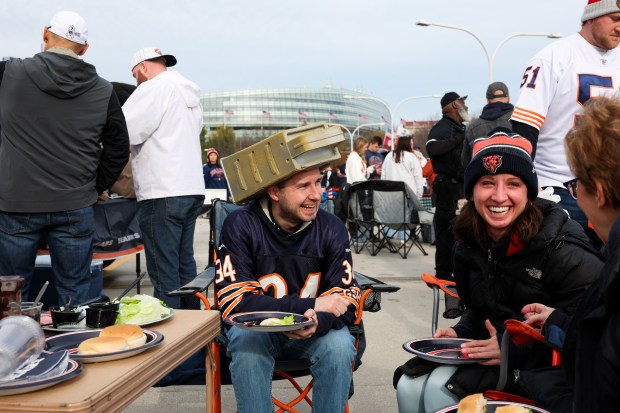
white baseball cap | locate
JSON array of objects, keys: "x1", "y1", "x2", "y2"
[
  {"x1": 47, "y1": 11, "x2": 88, "y2": 45},
  {"x1": 130, "y1": 47, "x2": 177, "y2": 71}
]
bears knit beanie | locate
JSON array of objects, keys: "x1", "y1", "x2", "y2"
[
  {"x1": 464, "y1": 130, "x2": 538, "y2": 200},
  {"x1": 582, "y1": 0, "x2": 620, "y2": 22}
]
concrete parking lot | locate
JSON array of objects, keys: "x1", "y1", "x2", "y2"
[{"x1": 102, "y1": 217, "x2": 452, "y2": 413}]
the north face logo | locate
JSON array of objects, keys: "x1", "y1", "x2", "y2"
[
  {"x1": 526, "y1": 267, "x2": 542, "y2": 279},
  {"x1": 483, "y1": 155, "x2": 502, "y2": 173}
]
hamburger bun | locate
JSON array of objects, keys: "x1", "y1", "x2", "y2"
[
  {"x1": 99, "y1": 324, "x2": 146, "y2": 348},
  {"x1": 260, "y1": 317, "x2": 283, "y2": 326},
  {"x1": 457, "y1": 393, "x2": 486, "y2": 413},
  {"x1": 496, "y1": 406, "x2": 532, "y2": 413},
  {"x1": 77, "y1": 337, "x2": 129, "y2": 355}
]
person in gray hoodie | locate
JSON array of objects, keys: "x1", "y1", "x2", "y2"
[
  {"x1": 462, "y1": 81, "x2": 514, "y2": 166},
  {"x1": 0, "y1": 11, "x2": 129, "y2": 304}
]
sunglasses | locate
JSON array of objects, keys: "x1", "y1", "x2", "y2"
[{"x1": 563, "y1": 178, "x2": 578, "y2": 200}]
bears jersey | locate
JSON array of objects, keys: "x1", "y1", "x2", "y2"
[
  {"x1": 214, "y1": 198, "x2": 361, "y2": 336},
  {"x1": 511, "y1": 33, "x2": 620, "y2": 187}
]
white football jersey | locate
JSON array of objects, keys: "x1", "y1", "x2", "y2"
[{"x1": 511, "y1": 33, "x2": 620, "y2": 187}]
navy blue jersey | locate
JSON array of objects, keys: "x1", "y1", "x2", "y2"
[{"x1": 215, "y1": 199, "x2": 361, "y2": 336}]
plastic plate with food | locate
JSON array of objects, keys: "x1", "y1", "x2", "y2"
[
  {"x1": 402, "y1": 338, "x2": 490, "y2": 365},
  {"x1": 41, "y1": 294, "x2": 174, "y2": 333},
  {"x1": 224, "y1": 311, "x2": 314, "y2": 332},
  {"x1": 44, "y1": 328, "x2": 164, "y2": 363}
]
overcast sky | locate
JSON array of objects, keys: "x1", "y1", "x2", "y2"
[{"x1": 2, "y1": 0, "x2": 583, "y2": 121}]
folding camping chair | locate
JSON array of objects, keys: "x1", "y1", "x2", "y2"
[
  {"x1": 347, "y1": 180, "x2": 429, "y2": 259},
  {"x1": 168, "y1": 198, "x2": 399, "y2": 413},
  {"x1": 420, "y1": 273, "x2": 561, "y2": 405}
]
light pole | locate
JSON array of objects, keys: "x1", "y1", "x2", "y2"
[
  {"x1": 344, "y1": 94, "x2": 394, "y2": 147},
  {"x1": 415, "y1": 19, "x2": 562, "y2": 83},
  {"x1": 344, "y1": 94, "x2": 441, "y2": 149},
  {"x1": 328, "y1": 123, "x2": 354, "y2": 150}
]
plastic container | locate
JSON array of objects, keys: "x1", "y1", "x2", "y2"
[
  {"x1": 221, "y1": 122, "x2": 345, "y2": 203},
  {"x1": 20, "y1": 301, "x2": 44, "y2": 323},
  {"x1": 86, "y1": 302, "x2": 119, "y2": 328},
  {"x1": 0, "y1": 315, "x2": 45, "y2": 380},
  {"x1": 0, "y1": 276, "x2": 24, "y2": 320}
]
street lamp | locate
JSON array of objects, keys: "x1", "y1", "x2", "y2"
[
  {"x1": 351, "y1": 122, "x2": 387, "y2": 141},
  {"x1": 415, "y1": 19, "x2": 562, "y2": 83},
  {"x1": 344, "y1": 94, "x2": 441, "y2": 149},
  {"x1": 328, "y1": 122, "x2": 386, "y2": 150},
  {"x1": 328, "y1": 123, "x2": 354, "y2": 149}
]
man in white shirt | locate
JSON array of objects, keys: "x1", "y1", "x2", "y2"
[
  {"x1": 122, "y1": 47, "x2": 205, "y2": 309},
  {"x1": 511, "y1": 0, "x2": 620, "y2": 227}
]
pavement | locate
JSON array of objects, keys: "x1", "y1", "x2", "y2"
[{"x1": 100, "y1": 217, "x2": 453, "y2": 413}]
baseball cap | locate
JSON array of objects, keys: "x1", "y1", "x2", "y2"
[
  {"x1": 47, "y1": 11, "x2": 88, "y2": 45},
  {"x1": 486, "y1": 82, "x2": 509, "y2": 99},
  {"x1": 130, "y1": 47, "x2": 177, "y2": 71},
  {"x1": 440, "y1": 92, "x2": 467, "y2": 108}
]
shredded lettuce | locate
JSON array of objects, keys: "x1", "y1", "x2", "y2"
[{"x1": 116, "y1": 294, "x2": 171, "y2": 325}]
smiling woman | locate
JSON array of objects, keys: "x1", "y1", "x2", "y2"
[{"x1": 394, "y1": 129, "x2": 604, "y2": 413}]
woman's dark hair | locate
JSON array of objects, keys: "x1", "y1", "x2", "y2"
[
  {"x1": 392, "y1": 135, "x2": 412, "y2": 164},
  {"x1": 453, "y1": 199, "x2": 543, "y2": 248}
]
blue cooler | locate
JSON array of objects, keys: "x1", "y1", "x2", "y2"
[{"x1": 27, "y1": 255, "x2": 104, "y2": 308}]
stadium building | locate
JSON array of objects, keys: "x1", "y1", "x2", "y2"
[{"x1": 201, "y1": 85, "x2": 391, "y2": 148}]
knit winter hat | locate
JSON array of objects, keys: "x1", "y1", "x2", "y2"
[
  {"x1": 464, "y1": 129, "x2": 538, "y2": 200},
  {"x1": 205, "y1": 148, "x2": 219, "y2": 157},
  {"x1": 582, "y1": 0, "x2": 620, "y2": 22}
]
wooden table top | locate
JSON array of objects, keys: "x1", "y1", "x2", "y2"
[{"x1": 0, "y1": 309, "x2": 220, "y2": 413}]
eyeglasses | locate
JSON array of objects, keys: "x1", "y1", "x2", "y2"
[{"x1": 563, "y1": 178, "x2": 579, "y2": 199}]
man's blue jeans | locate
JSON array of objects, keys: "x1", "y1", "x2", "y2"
[
  {"x1": 226, "y1": 326, "x2": 356, "y2": 413},
  {"x1": 138, "y1": 196, "x2": 204, "y2": 309},
  {"x1": 548, "y1": 186, "x2": 588, "y2": 228},
  {"x1": 0, "y1": 207, "x2": 95, "y2": 304}
]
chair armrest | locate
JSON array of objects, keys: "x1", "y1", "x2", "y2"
[
  {"x1": 355, "y1": 271, "x2": 400, "y2": 293},
  {"x1": 421, "y1": 273, "x2": 459, "y2": 298},
  {"x1": 166, "y1": 266, "x2": 216, "y2": 297},
  {"x1": 504, "y1": 319, "x2": 545, "y2": 346}
]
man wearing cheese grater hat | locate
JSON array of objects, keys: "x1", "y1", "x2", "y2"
[{"x1": 216, "y1": 123, "x2": 362, "y2": 412}]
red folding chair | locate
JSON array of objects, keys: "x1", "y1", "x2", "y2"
[
  {"x1": 167, "y1": 198, "x2": 399, "y2": 413},
  {"x1": 420, "y1": 273, "x2": 561, "y2": 406}
]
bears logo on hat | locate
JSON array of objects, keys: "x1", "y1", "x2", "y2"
[{"x1": 483, "y1": 155, "x2": 503, "y2": 173}]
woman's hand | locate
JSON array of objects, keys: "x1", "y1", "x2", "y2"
[
  {"x1": 522, "y1": 303, "x2": 555, "y2": 329},
  {"x1": 433, "y1": 327, "x2": 457, "y2": 338},
  {"x1": 460, "y1": 320, "x2": 501, "y2": 366}
]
